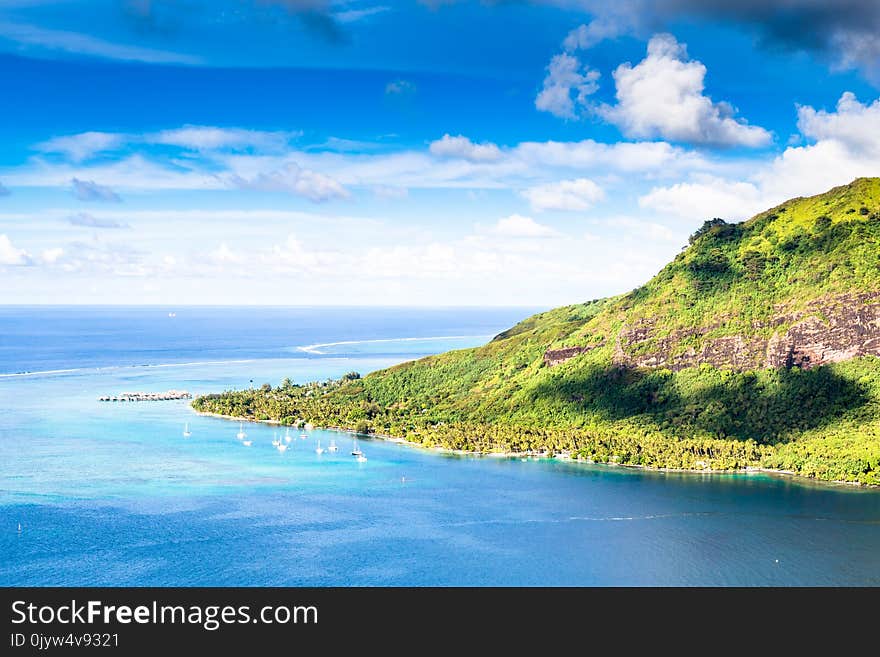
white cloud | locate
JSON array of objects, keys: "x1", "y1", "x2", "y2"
[
  {"x1": 373, "y1": 185, "x2": 408, "y2": 199},
  {"x1": 13, "y1": 124, "x2": 713, "y2": 195},
  {"x1": 429, "y1": 134, "x2": 503, "y2": 162},
  {"x1": 638, "y1": 91, "x2": 880, "y2": 222},
  {"x1": 756, "y1": 139, "x2": 880, "y2": 204},
  {"x1": 67, "y1": 212, "x2": 129, "y2": 229},
  {"x1": 52, "y1": 237, "x2": 144, "y2": 275},
  {"x1": 150, "y1": 126, "x2": 296, "y2": 152},
  {"x1": 0, "y1": 234, "x2": 32, "y2": 266},
  {"x1": 832, "y1": 28, "x2": 880, "y2": 82},
  {"x1": 490, "y1": 214, "x2": 559, "y2": 239},
  {"x1": 605, "y1": 216, "x2": 679, "y2": 242},
  {"x1": 0, "y1": 21, "x2": 199, "y2": 64},
  {"x1": 535, "y1": 53, "x2": 600, "y2": 119},
  {"x1": 40, "y1": 247, "x2": 64, "y2": 264},
  {"x1": 7, "y1": 153, "x2": 225, "y2": 192},
  {"x1": 521, "y1": 178, "x2": 604, "y2": 212},
  {"x1": 599, "y1": 34, "x2": 771, "y2": 147},
  {"x1": 563, "y1": 18, "x2": 624, "y2": 51},
  {"x1": 71, "y1": 178, "x2": 122, "y2": 202},
  {"x1": 209, "y1": 243, "x2": 243, "y2": 265},
  {"x1": 334, "y1": 6, "x2": 390, "y2": 23},
  {"x1": 756, "y1": 91, "x2": 880, "y2": 199},
  {"x1": 266, "y1": 234, "x2": 340, "y2": 274},
  {"x1": 797, "y1": 92, "x2": 880, "y2": 157},
  {"x1": 362, "y1": 243, "x2": 467, "y2": 279},
  {"x1": 227, "y1": 162, "x2": 350, "y2": 202},
  {"x1": 36, "y1": 132, "x2": 125, "y2": 162},
  {"x1": 639, "y1": 177, "x2": 765, "y2": 221},
  {"x1": 513, "y1": 138, "x2": 704, "y2": 173},
  {"x1": 385, "y1": 79, "x2": 416, "y2": 95},
  {"x1": 36, "y1": 126, "x2": 299, "y2": 161},
  {"x1": 539, "y1": 2, "x2": 880, "y2": 85},
  {"x1": 204, "y1": 234, "x2": 343, "y2": 276}
]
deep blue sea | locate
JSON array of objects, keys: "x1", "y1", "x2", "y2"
[{"x1": 1, "y1": 306, "x2": 879, "y2": 586}]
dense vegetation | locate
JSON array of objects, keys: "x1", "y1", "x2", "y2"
[{"x1": 194, "y1": 178, "x2": 880, "y2": 485}]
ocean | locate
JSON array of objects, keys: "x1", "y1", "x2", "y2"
[{"x1": 1, "y1": 306, "x2": 879, "y2": 586}]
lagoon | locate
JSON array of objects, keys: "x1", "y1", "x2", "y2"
[{"x1": 1, "y1": 306, "x2": 879, "y2": 586}]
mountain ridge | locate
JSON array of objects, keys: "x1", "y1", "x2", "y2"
[{"x1": 194, "y1": 178, "x2": 880, "y2": 485}]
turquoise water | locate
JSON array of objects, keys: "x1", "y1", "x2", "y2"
[{"x1": 1, "y1": 307, "x2": 879, "y2": 586}]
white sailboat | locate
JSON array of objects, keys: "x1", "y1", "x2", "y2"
[
  {"x1": 236, "y1": 422, "x2": 247, "y2": 440},
  {"x1": 328, "y1": 439, "x2": 338, "y2": 452},
  {"x1": 356, "y1": 453, "x2": 368, "y2": 463},
  {"x1": 315, "y1": 438, "x2": 325, "y2": 455},
  {"x1": 284, "y1": 428, "x2": 292, "y2": 444},
  {"x1": 242, "y1": 440, "x2": 252, "y2": 447},
  {"x1": 271, "y1": 432, "x2": 281, "y2": 447},
  {"x1": 183, "y1": 422, "x2": 192, "y2": 438},
  {"x1": 351, "y1": 437, "x2": 363, "y2": 457},
  {"x1": 299, "y1": 432, "x2": 308, "y2": 440},
  {"x1": 277, "y1": 441, "x2": 288, "y2": 453}
]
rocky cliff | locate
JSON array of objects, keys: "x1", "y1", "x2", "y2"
[{"x1": 602, "y1": 292, "x2": 880, "y2": 371}]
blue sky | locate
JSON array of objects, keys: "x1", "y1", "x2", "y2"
[{"x1": 0, "y1": 0, "x2": 879, "y2": 305}]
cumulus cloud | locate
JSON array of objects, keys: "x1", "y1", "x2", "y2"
[
  {"x1": 429, "y1": 134, "x2": 503, "y2": 162},
  {"x1": 228, "y1": 162, "x2": 350, "y2": 201},
  {"x1": 0, "y1": 234, "x2": 33, "y2": 266},
  {"x1": 209, "y1": 243, "x2": 243, "y2": 265},
  {"x1": 757, "y1": 140, "x2": 880, "y2": 204},
  {"x1": 51, "y1": 237, "x2": 144, "y2": 275},
  {"x1": 490, "y1": 214, "x2": 559, "y2": 239},
  {"x1": 535, "y1": 53, "x2": 600, "y2": 119},
  {"x1": 67, "y1": 212, "x2": 129, "y2": 229},
  {"x1": 797, "y1": 92, "x2": 880, "y2": 156},
  {"x1": 71, "y1": 178, "x2": 122, "y2": 202},
  {"x1": 639, "y1": 176, "x2": 766, "y2": 221},
  {"x1": 750, "y1": 91, "x2": 880, "y2": 201},
  {"x1": 36, "y1": 131, "x2": 125, "y2": 162},
  {"x1": 521, "y1": 178, "x2": 605, "y2": 212},
  {"x1": 597, "y1": 34, "x2": 771, "y2": 147},
  {"x1": 40, "y1": 247, "x2": 64, "y2": 264},
  {"x1": 638, "y1": 90, "x2": 880, "y2": 221},
  {"x1": 267, "y1": 234, "x2": 341, "y2": 273}
]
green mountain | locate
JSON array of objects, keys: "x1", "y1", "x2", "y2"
[{"x1": 194, "y1": 178, "x2": 880, "y2": 484}]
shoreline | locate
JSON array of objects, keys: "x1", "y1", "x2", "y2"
[{"x1": 191, "y1": 408, "x2": 874, "y2": 490}]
